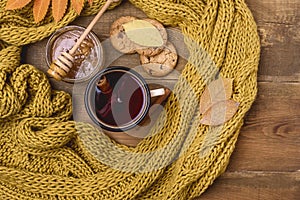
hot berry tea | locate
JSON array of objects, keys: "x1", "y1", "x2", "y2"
[
  {"x1": 95, "y1": 70, "x2": 148, "y2": 127},
  {"x1": 85, "y1": 67, "x2": 151, "y2": 131}
]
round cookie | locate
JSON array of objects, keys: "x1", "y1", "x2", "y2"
[
  {"x1": 140, "y1": 42, "x2": 178, "y2": 77},
  {"x1": 135, "y1": 18, "x2": 168, "y2": 57},
  {"x1": 110, "y1": 16, "x2": 138, "y2": 54}
]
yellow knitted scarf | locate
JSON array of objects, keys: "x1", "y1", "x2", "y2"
[{"x1": 0, "y1": 0, "x2": 260, "y2": 199}]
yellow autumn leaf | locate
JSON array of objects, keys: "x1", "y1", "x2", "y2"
[
  {"x1": 200, "y1": 100, "x2": 239, "y2": 126},
  {"x1": 52, "y1": 0, "x2": 68, "y2": 22},
  {"x1": 33, "y1": 0, "x2": 50, "y2": 23},
  {"x1": 199, "y1": 77, "x2": 233, "y2": 114},
  {"x1": 5, "y1": 0, "x2": 32, "y2": 10},
  {"x1": 71, "y1": 0, "x2": 85, "y2": 15},
  {"x1": 123, "y1": 19, "x2": 164, "y2": 47}
]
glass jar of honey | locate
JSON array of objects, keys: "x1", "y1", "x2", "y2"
[{"x1": 46, "y1": 25, "x2": 104, "y2": 83}]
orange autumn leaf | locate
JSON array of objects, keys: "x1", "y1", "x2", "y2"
[
  {"x1": 199, "y1": 77, "x2": 233, "y2": 114},
  {"x1": 52, "y1": 0, "x2": 68, "y2": 22},
  {"x1": 5, "y1": 0, "x2": 32, "y2": 10},
  {"x1": 200, "y1": 100, "x2": 240, "y2": 126},
  {"x1": 6, "y1": 0, "x2": 93, "y2": 23},
  {"x1": 33, "y1": 0, "x2": 50, "y2": 23},
  {"x1": 71, "y1": 0, "x2": 85, "y2": 15}
]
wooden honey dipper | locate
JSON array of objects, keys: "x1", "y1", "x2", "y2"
[{"x1": 47, "y1": 0, "x2": 119, "y2": 81}]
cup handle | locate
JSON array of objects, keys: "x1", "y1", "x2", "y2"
[
  {"x1": 149, "y1": 88, "x2": 171, "y2": 114},
  {"x1": 150, "y1": 88, "x2": 166, "y2": 98},
  {"x1": 139, "y1": 88, "x2": 170, "y2": 127}
]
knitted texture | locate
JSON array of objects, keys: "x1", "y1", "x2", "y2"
[{"x1": 0, "y1": 0, "x2": 260, "y2": 199}]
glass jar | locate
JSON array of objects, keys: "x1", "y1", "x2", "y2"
[{"x1": 46, "y1": 25, "x2": 104, "y2": 83}]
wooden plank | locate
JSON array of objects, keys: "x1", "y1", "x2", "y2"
[
  {"x1": 246, "y1": 0, "x2": 300, "y2": 82},
  {"x1": 195, "y1": 171, "x2": 300, "y2": 200},
  {"x1": 228, "y1": 82, "x2": 300, "y2": 171},
  {"x1": 246, "y1": 0, "x2": 300, "y2": 24}
]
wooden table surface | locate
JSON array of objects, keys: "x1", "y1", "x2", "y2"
[{"x1": 24, "y1": 0, "x2": 300, "y2": 199}]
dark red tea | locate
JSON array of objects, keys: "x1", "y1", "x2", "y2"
[{"x1": 94, "y1": 71, "x2": 146, "y2": 127}]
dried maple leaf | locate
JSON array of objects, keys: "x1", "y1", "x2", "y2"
[
  {"x1": 71, "y1": 0, "x2": 85, "y2": 15},
  {"x1": 52, "y1": 0, "x2": 68, "y2": 23},
  {"x1": 33, "y1": 0, "x2": 50, "y2": 23},
  {"x1": 199, "y1": 77, "x2": 233, "y2": 114},
  {"x1": 200, "y1": 100, "x2": 239, "y2": 126},
  {"x1": 6, "y1": 0, "x2": 93, "y2": 23},
  {"x1": 5, "y1": 0, "x2": 32, "y2": 10}
]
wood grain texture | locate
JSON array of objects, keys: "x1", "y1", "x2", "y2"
[
  {"x1": 228, "y1": 82, "x2": 300, "y2": 172},
  {"x1": 197, "y1": 171, "x2": 300, "y2": 200},
  {"x1": 246, "y1": 0, "x2": 300, "y2": 82},
  {"x1": 22, "y1": 0, "x2": 299, "y2": 199}
]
